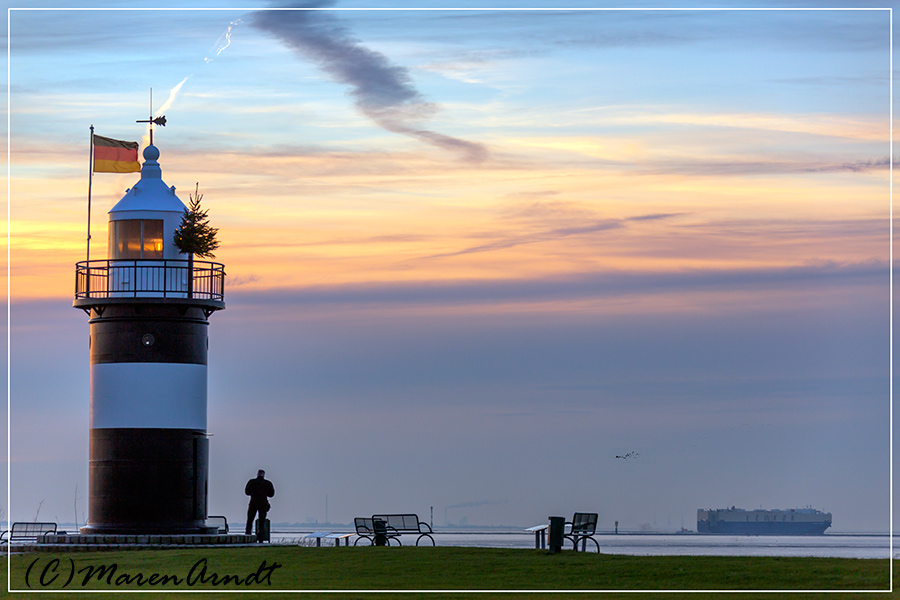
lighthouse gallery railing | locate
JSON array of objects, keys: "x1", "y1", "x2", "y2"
[{"x1": 75, "y1": 259, "x2": 225, "y2": 301}]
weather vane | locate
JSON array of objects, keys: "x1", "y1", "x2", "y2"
[{"x1": 136, "y1": 88, "x2": 167, "y2": 145}]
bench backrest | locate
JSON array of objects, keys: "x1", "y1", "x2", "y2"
[
  {"x1": 355, "y1": 517, "x2": 374, "y2": 535},
  {"x1": 206, "y1": 515, "x2": 228, "y2": 534},
  {"x1": 372, "y1": 514, "x2": 422, "y2": 532},
  {"x1": 571, "y1": 512, "x2": 598, "y2": 535},
  {"x1": 10, "y1": 522, "x2": 57, "y2": 538}
]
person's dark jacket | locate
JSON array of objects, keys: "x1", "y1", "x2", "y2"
[{"x1": 245, "y1": 476, "x2": 275, "y2": 509}]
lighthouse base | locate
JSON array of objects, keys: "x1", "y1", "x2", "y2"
[
  {"x1": 79, "y1": 525, "x2": 219, "y2": 535},
  {"x1": 33, "y1": 533, "x2": 259, "y2": 550},
  {"x1": 87, "y1": 428, "x2": 210, "y2": 534}
]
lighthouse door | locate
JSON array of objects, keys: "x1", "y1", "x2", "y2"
[{"x1": 193, "y1": 433, "x2": 209, "y2": 521}]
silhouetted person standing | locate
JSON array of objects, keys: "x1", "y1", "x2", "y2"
[{"x1": 245, "y1": 469, "x2": 275, "y2": 541}]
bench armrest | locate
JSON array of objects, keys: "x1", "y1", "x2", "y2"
[
  {"x1": 0, "y1": 530, "x2": 7, "y2": 542},
  {"x1": 418, "y1": 521, "x2": 433, "y2": 533}
]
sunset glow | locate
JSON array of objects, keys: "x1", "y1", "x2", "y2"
[{"x1": 5, "y1": 3, "x2": 893, "y2": 535}]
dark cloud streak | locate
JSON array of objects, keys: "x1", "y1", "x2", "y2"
[
  {"x1": 251, "y1": 3, "x2": 488, "y2": 163},
  {"x1": 224, "y1": 259, "x2": 888, "y2": 310},
  {"x1": 638, "y1": 156, "x2": 890, "y2": 177},
  {"x1": 804, "y1": 157, "x2": 891, "y2": 173},
  {"x1": 429, "y1": 219, "x2": 624, "y2": 259},
  {"x1": 428, "y1": 212, "x2": 685, "y2": 259}
]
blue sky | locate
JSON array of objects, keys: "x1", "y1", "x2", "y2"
[{"x1": 3, "y1": 0, "x2": 895, "y2": 534}]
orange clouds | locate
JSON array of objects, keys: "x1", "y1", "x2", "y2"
[{"x1": 7, "y1": 100, "x2": 889, "y2": 304}]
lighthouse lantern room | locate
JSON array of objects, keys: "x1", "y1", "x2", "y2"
[{"x1": 74, "y1": 142, "x2": 225, "y2": 534}]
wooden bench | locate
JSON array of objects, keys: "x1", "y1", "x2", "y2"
[
  {"x1": 0, "y1": 522, "x2": 57, "y2": 543},
  {"x1": 354, "y1": 517, "x2": 375, "y2": 545},
  {"x1": 372, "y1": 514, "x2": 434, "y2": 546},
  {"x1": 354, "y1": 517, "x2": 398, "y2": 546},
  {"x1": 565, "y1": 512, "x2": 599, "y2": 552},
  {"x1": 206, "y1": 515, "x2": 228, "y2": 534},
  {"x1": 355, "y1": 514, "x2": 434, "y2": 546}
]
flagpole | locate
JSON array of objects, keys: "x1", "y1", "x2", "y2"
[
  {"x1": 87, "y1": 124, "x2": 94, "y2": 265},
  {"x1": 85, "y1": 124, "x2": 94, "y2": 296}
]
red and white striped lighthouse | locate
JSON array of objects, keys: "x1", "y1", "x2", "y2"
[{"x1": 74, "y1": 142, "x2": 225, "y2": 534}]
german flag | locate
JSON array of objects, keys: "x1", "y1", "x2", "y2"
[{"x1": 93, "y1": 134, "x2": 140, "y2": 173}]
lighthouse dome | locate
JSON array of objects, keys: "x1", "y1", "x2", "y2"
[
  {"x1": 107, "y1": 143, "x2": 187, "y2": 260},
  {"x1": 109, "y1": 144, "x2": 185, "y2": 214}
]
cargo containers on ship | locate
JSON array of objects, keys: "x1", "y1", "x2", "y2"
[{"x1": 697, "y1": 507, "x2": 832, "y2": 535}]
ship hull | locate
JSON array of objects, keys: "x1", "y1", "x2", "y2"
[
  {"x1": 697, "y1": 520, "x2": 830, "y2": 535},
  {"x1": 698, "y1": 508, "x2": 831, "y2": 535}
]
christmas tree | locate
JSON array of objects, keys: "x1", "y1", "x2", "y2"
[
  {"x1": 174, "y1": 183, "x2": 219, "y2": 297},
  {"x1": 174, "y1": 183, "x2": 219, "y2": 258}
]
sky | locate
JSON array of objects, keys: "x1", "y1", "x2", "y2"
[{"x1": 2, "y1": 0, "x2": 895, "y2": 534}]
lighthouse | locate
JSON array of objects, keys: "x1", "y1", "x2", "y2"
[{"x1": 74, "y1": 142, "x2": 225, "y2": 534}]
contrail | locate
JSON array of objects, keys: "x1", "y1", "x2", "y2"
[
  {"x1": 140, "y1": 17, "x2": 244, "y2": 146},
  {"x1": 156, "y1": 76, "x2": 190, "y2": 117},
  {"x1": 251, "y1": 2, "x2": 488, "y2": 163},
  {"x1": 142, "y1": 76, "x2": 191, "y2": 147},
  {"x1": 205, "y1": 19, "x2": 243, "y2": 63}
]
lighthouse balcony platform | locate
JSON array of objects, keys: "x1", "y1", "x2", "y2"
[{"x1": 74, "y1": 259, "x2": 225, "y2": 310}]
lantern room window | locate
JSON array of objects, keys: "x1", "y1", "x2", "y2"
[{"x1": 109, "y1": 219, "x2": 164, "y2": 259}]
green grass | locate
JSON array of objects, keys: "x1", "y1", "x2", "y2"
[{"x1": 3, "y1": 546, "x2": 893, "y2": 599}]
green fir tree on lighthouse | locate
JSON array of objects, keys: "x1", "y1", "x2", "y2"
[
  {"x1": 173, "y1": 183, "x2": 219, "y2": 297},
  {"x1": 174, "y1": 183, "x2": 219, "y2": 258}
]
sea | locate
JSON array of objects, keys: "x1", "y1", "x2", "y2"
[{"x1": 269, "y1": 528, "x2": 892, "y2": 559}]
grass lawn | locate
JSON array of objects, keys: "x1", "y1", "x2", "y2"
[{"x1": 3, "y1": 546, "x2": 893, "y2": 599}]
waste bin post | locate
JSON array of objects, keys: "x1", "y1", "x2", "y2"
[
  {"x1": 548, "y1": 516, "x2": 565, "y2": 554},
  {"x1": 255, "y1": 518, "x2": 270, "y2": 543},
  {"x1": 373, "y1": 518, "x2": 388, "y2": 546}
]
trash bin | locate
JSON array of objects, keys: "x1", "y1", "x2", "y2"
[
  {"x1": 373, "y1": 518, "x2": 388, "y2": 546},
  {"x1": 548, "y1": 516, "x2": 565, "y2": 554},
  {"x1": 256, "y1": 518, "x2": 270, "y2": 543}
]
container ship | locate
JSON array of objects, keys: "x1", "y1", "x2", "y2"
[{"x1": 697, "y1": 507, "x2": 832, "y2": 535}]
